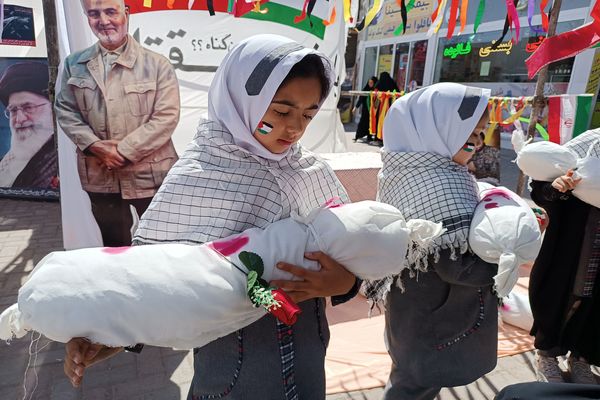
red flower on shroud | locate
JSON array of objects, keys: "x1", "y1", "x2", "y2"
[{"x1": 268, "y1": 288, "x2": 302, "y2": 325}]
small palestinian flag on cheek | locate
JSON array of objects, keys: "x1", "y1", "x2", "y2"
[
  {"x1": 462, "y1": 142, "x2": 476, "y2": 153},
  {"x1": 257, "y1": 121, "x2": 273, "y2": 135}
]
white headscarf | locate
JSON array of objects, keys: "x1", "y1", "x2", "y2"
[
  {"x1": 383, "y1": 82, "x2": 491, "y2": 156},
  {"x1": 207, "y1": 34, "x2": 332, "y2": 161}
]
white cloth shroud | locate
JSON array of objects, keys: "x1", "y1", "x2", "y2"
[
  {"x1": 0, "y1": 200, "x2": 442, "y2": 349},
  {"x1": 469, "y1": 185, "x2": 542, "y2": 297},
  {"x1": 515, "y1": 131, "x2": 600, "y2": 208}
]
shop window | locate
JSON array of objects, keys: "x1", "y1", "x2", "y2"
[
  {"x1": 362, "y1": 46, "x2": 378, "y2": 88},
  {"x1": 393, "y1": 43, "x2": 410, "y2": 91},
  {"x1": 377, "y1": 44, "x2": 394, "y2": 76},
  {"x1": 407, "y1": 40, "x2": 428, "y2": 92}
]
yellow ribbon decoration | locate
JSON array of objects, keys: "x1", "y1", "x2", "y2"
[
  {"x1": 364, "y1": 0, "x2": 383, "y2": 29},
  {"x1": 343, "y1": 0, "x2": 352, "y2": 22},
  {"x1": 433, "y1": 0, "x2": 448, "y2": 34}
]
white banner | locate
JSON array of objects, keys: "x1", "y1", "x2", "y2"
[{"x1": 56, "y1": 0, "x2": 348, "y2": 249}]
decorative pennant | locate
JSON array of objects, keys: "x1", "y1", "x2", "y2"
[
  {"x1": 540, "y1": 0, "x2": 550, "y2": 32},
  {"x1": 428, "y1": 0, "x2": 448, "y2": 37},
  {"x1": 356, "y1": 0, "x2": 383, "y2": 31},
  {"x1": 400, "y1": 0, "x2": 408, "y2": 35},
  {"x1": 473, "y1": 0, "x2": 486, "y2": 34},
  {"x1": 394, "y1": 0, "x2": 415, "y2": 35},
  {"x1": 343, "y1": 0, "x2": 352, "y2": 23},
  {"x1": 526, "y1": 17, "x2": 600, "y2": 78},
  {"x1": 446, "y1": 0, "x2": 460, "y2": 39},
  {"x1": 505, "y1": 0, "x2": 520, "y2": 42},
  {"x1": 369, "y1": 90, "x2": 378, "y2": 135},
  {"x1": 492, "y1": 0, "x2": 518, "y2": 49},
  {"x1": 459, "y1": 0, "x2": 469, "y2": 34}
]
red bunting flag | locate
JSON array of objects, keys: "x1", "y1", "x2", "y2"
[{"x1": 526, "y1": 0, "x2": 600, "y2": 79}]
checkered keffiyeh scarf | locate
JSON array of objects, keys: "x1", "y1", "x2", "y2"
[
  {"x1": 565, "y1": 128, "x2": 600, "y2": 159},
  {"x1": 133, "y1": 121, "x2": 348, "y2": 245},
  {"x1": 363, "y1": 150, "x2": 479, "y2": 303}
]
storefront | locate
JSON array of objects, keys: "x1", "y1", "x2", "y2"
[{"x1": 356, "y1": 0, "x2": 597, "y2": 98}]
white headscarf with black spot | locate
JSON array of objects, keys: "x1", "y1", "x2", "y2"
[{"x1": 207, "y1": 34, "x2": 332, "y2": 161}]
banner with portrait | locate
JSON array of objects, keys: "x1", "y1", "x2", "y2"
[{"x1": 0, "y1": 0, "x2": 58, "y2": 200}]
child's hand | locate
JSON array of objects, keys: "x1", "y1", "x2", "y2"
[
  {"x1": 64, "y1": 338, "x2": 123, "y2": 387},
  {"x1": 551, "y1": 169, "x2": 582, "y2": 193},
  {"x1": 270, "y1": 252, "x2": 356, "y2": 304}
]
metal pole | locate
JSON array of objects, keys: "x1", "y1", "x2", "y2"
[{"x1": 516, "y1": 0, "x2": 563, "y2": 195}]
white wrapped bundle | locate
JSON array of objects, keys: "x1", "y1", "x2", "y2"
[
  {"x1": 499, "y1": 290, "x2": 534, "y2": 332},
  {"x1": 515, "y1": 139, "x2": 600, "y2": 208},
  {"x1": 0, "y1": 200, "x2": 442, "y2": 349},
  {"x1": 469, "y1": 186, "x2": 542, "y2": 297},
  {"x1": 516, "y1": 141, "x2": 578, "y2": 181},
  {"x1": 572, "y1": 156, "x2": 600, "y2": 208}
]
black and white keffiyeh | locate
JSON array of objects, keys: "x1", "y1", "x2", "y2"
[
  {"x1": 133, "y1": 121, "x2": 348, "y2": 245},
  {"x1": 363, "y1": 151, "x2": 479, "y2": 302},
  {"x1": 363, "y1": 83, "x2": 490, "y2": 304},
  {"x1": 565, "y1": 128, "x2": 600, "y2": 158}
]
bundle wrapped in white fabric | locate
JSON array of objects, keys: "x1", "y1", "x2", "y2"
[
  {"x1": 0, "y1": 200, "x2": 442, "y2": 350},
  {"x1": 515, "y1": 136, "x2": 600, "y2": 208},
  {"x1": 499, "y1": 290, "x2": 534, "y2": 332},
  {"x1": 516, "y1": 141, "x2": 578, "y2": 182},
  {"x1": 469, "y1": 186, "x2": 542, "y2": 297}
]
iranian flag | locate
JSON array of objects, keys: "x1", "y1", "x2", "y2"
[{"x1": 547, "y1": 95, "x2": 594, "y2": 144}]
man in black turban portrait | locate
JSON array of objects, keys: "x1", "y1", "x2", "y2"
[{"x1": 0, "y1": 62, "x2": 58, "y2": 190}]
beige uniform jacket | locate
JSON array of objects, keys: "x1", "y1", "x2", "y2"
[{"x1": 55, "y1": 35, "x2": 180, "y2": 199}]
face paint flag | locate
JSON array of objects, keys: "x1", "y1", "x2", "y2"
[
  {"x1": 463, "y1": 142, "x2": 476, "y2": 152},
  {"x1": 257, "y1": 121, "x2": 273, "y2": 135}
]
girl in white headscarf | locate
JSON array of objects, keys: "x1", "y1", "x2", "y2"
[
  {"x1": 62, "y1": 34, "x2": 359, "y2": 399},
  {"x1": 365, "y1": 83, "x2": 499, "y2": 399}
]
